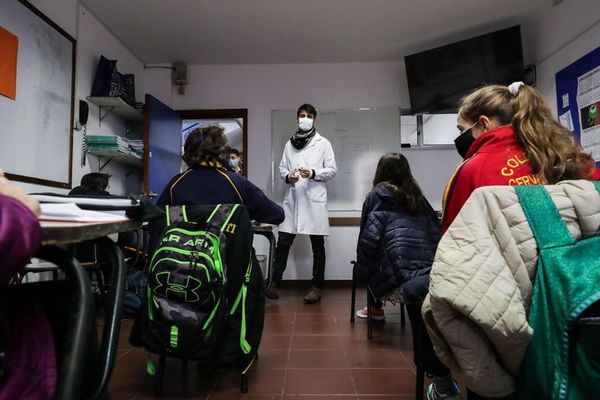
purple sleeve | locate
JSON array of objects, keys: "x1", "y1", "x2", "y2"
[{"x1": 0, "y1": 194, "x2": 42, "y2": 283}]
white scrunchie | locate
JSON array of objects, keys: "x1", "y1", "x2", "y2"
[{"x1": 508, "y1": 81, "x2": 525, "y2": 97}]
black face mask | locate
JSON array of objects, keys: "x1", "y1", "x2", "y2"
[{"x1": 454, "y1": 127, "x2": 476, "y2": 158}]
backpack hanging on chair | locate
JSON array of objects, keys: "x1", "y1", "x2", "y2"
[
  {"x1": 515, "y1": 182, "x2": 600, "y2": 400},
  {"x1": 141, "y1": 204, "x2": 239, "y2": 361}
]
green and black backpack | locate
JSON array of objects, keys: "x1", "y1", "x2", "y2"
[{"x1": 142, "y1": 204, "x2": 239, "y2": 361}]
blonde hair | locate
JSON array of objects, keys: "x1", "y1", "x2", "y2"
[{"x1": 458, "y1": 84, "x2": 594, "y2": 183}]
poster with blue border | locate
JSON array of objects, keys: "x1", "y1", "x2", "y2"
[{"x1": 555, "y1": 47, "x2": 600, "y2": 166}]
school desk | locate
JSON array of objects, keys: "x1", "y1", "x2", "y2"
[{"x1": 40, "y1": 219, "x2": 142, "y2": 399}]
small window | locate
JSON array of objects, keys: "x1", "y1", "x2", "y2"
[
  {"x1": 422, "y1": 113, "x2": 458, "y2": 146},
  {"x1": 400, "y1": 115, "x2": 418, "y2": 147}
]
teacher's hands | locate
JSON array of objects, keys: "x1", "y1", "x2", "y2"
[
  {"x1": 299, "y1": 167, "x2": 312, "y2": 178},
  {"x1": 288, "y1": 173, "x2": 300, "y2": 184}
]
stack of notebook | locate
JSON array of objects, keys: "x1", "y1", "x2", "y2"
[{"x1": 86, "y1": 135, "x2": 143, "y2": 160}]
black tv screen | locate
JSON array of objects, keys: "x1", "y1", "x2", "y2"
[{"x1": 405, "y1": 26, "x2": 524, "y2": 114}]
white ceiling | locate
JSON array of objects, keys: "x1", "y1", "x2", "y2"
[{"x1": 81, "y1": 0, "x2": 552, "y2": 65}]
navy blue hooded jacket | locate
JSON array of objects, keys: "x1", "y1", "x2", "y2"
[
  {"x1": 157, "y1": 166, "x2": 284, "y2": 225},
  {"x1": 355, "y1": 184, "x2": 441, "y2": 302}
]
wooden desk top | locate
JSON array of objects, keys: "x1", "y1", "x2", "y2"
[{"x1": 41, "y1": 220, "x2": 142, "y2": 245}]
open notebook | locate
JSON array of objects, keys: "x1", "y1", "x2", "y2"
[{"x1": 40, "y1": 203, "x2": 129, "y2": 223}]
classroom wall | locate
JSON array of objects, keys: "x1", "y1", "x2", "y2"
[
  {"x1": 149, "y1": 62, "x2": 410, "y2": 280},
  {"x1": 524, "y1": 0, "x2": 600, "y2": 114},
  {"x1": 12, "y1": 1, "x2": 145, "y2": 196}
]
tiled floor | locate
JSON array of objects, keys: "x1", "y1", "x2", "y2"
[{"x1": 107, "y1": 283, "x2": 442, "y2": 400}]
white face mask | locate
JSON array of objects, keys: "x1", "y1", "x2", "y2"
[{"x1": 298, "y1": 117, "x2": 314, "y2": 132}]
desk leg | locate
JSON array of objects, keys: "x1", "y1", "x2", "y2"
[
  {"x1": 36, "y1": 246, "x2": 94, "y2": 400},
  {"x1": 87, "y1": 237, "x2": 126, "y2": 400},
  {"x1": 265, "y1": 232, "x2": 276, "y2": 288}
]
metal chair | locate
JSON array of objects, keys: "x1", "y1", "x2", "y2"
[{"x1": 349, "y1": 260, "x2": 406, "y2": 340}]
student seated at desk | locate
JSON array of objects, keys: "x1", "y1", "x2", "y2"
[
  {"x1": 0, "y1": 169, "x2": 56, "y2": 400},
  {"x1": 353, "y1": 154, "x2": 460, "y2": 400},
  {"x1": 69, "y1": 172, "x2": 111, "y2": 196},
  {"x1": 157, "y1": 125, "x2": 284, "y2": 224}
]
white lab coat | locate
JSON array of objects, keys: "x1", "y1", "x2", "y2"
[{"x1": 279, "y1": 132, "x2": 337, "y2": 235}]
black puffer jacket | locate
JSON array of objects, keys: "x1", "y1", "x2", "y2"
[{"x1": 355, "y1": 184, "x2": 441, "y2": 301}]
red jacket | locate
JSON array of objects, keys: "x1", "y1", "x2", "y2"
[{"x1": 441, "y1": 126, "x2": 537, "y2": 233}]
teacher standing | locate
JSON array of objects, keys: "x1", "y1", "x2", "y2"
[{"x1": 266, "y1": 104, "x2": 337, "y2": 303}]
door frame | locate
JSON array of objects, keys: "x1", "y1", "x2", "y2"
[{"x1": 178, "y1": 109, "x2": 248, "y2": 177}]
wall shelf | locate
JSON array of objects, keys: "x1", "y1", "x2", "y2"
[
  {"x1": 87, "y1": 96, "x2": 144, "y2": 125},
  {"x1": 87, "y1": 149, "x2": 143, "y2": 175}
]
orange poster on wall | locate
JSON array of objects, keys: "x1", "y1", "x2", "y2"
[{"x1": 0, "y1": 26, "x2": 18, "y2": 100}]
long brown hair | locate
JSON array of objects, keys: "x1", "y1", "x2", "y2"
[
  {"x1": 459, "y1": 84, "x2": 594, "y2": 183},
  {"x1": 372, "y1": 153, "x2": 425, "y2": 213}
]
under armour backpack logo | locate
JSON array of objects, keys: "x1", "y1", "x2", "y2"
[{"x1": 154, "y1": 272, "x2": 202, "y2": 302}]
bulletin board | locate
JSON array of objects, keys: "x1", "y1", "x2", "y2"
[
  {"x1": 0, "y1": 0, "x2": 76, "y2": 188},
  {"x1": 555, "y1": 47, "x2": 600, "y2": 165}
]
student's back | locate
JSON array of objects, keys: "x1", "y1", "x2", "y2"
[
  {"x1": 158, "y1": 164, "x2": 284, "y2": 225},
  {"x1": 356, "y1": 184, "x2": 440, "y2": 301}
]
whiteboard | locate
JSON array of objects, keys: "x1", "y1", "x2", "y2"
[
  {"x1": 402, "y1": 149, "x2": 462, "y2": 210},
  {"x1": 271, "y1": 108, "x2": 462, "y2": 211},
  {"x1": 272, "y1": 107, "x2": 401, "y2": 211},
  {"x1": 0, "y1": 1, "x2": 75, "y2": 188}
]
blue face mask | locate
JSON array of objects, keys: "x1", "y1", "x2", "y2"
[{"x1": 229, "y1": 159, "x2": 239, "y2": 169}]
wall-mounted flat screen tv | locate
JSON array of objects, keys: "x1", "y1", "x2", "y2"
[{"x1": 405, "y1": 26, "x2": 524, "y2": 114}]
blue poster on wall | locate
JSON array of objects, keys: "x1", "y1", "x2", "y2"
[{"x1": 555, "y1": 47, "x2": 600, "y2": 166}]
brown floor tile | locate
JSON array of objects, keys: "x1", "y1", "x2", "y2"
[
  {"x1": 288, "y1": 349, "x2": 347, "y2": 368},
  {"x1": 108, "y1": 367, "x2": 151, "y2": 395},
  {"x1": 285, "y1": 369, "x2": 355, "y2": 394},
  {"x1": 267, "y1": 313, "x2": 296, "y2": 325},
  {"x1": 210, "y1": 394, "x2": 282, "y2": 400},
  {"x1": 213, "y1": 369, "x2": 285, "y2": 395},
  {"x1": 109, "y1": 394, "x2": 137, "y2": 400},
  {"x1": 260, "y1": 334, "x2": 292, "y2": 350},
  {"x1": 346, "y1": 348, "x2": 411, "y2": 369},
  {"x1": 256, "y1": 349, "x2": 289, "y2": 369},
  {"x1": 352, "y1": 368, "x2": 416, "y2": 394},
  {"x1": 294, "y1": 313, "x2": 336, "y2": 325},
  {"x1": 265, "y1": 301, "x2": 298, "y2": 315},
  {"x1": 293, "y1": 322, "x2": 340, "y2": 335},
  {"x1": 284, "y1": 396, "x2": 358, "y2": 400},
  {"x1": 107, "y1": 284, "x2": 421, "y2": 399},
  {"x1": 290, "y1": 335, "x2": 342, "y2": 350},
  {"x1": 264, "y1": 320, "x2": 295, "y2": 335}
]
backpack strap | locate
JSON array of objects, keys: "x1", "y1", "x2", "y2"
[
  {"x1": 165, "y1": 205, "x2": 188, "y2": 225},
  {"x1": 229, "y1": 257, "x2": 253, "y2": 355},
  {"x1": 206, "y1": 204, "x2": 240, "y2": 232},
  {"x1": 515, "y1": 185, "x2": 575, "y2": 249}
]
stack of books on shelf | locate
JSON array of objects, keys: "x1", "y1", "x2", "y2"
[
  {"x1": 126, "y1": 139, "x2": 144, "y2": 158},
  {"x1": 86, "y1": 135, "x2": 143, "y2": 160}
]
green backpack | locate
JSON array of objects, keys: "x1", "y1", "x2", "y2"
[
  {"x1": 515, "y1": 182, "x2": 600, "y2": 399},
  {"x1": 143, "y1": 204, "x2": 239, "y2": 361}
]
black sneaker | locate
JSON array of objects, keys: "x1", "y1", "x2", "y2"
[{"x1": 265, "y1": 282, "x2": 279, "y2": 299}]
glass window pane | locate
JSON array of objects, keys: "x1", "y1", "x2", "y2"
[
  {"x1": 400, "y1": 115, "x2": 418, "y2": 147},
  {"x1": 422, "y1": 113, "x2": 458, "y2": 145}
]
